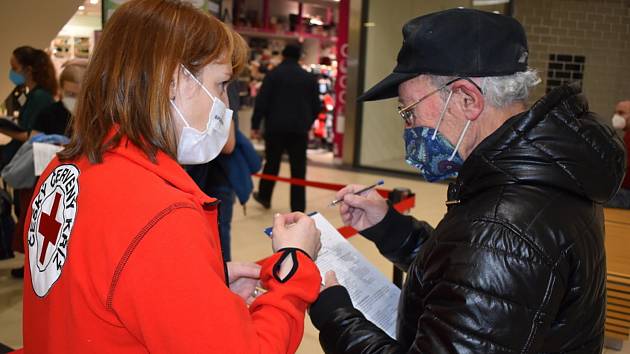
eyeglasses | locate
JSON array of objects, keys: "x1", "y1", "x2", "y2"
[{"x1": 397, "y1": 77, "x2": 483, "y2": 126}]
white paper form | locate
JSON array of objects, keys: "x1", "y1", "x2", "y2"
[
  {"x1": 33, "y1": 142, "x2": 63, "y2": 176},
  {"x1": 311, "y1": 212, "x2": 400, "y2": 339}
]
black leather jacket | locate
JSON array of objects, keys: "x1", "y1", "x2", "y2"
[{"x1": 310, "y1": 85, "x2": 627, "y2": 353}]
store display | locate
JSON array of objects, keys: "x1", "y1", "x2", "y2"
[
  {"x1": 308, "y1": 63, "x2": 336, "y2": 150},
  {"x1": 73, "y1": 37, "x2": 91, "y2": 58},
  {"x1": 232, "y1": 0, "x2": 341, "y2": 153},
  {"x1": 51, "y1": 36, "x2": 72, "y2": 59}
]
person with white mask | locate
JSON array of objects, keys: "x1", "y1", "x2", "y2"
[
  {"x1": 0, "y1": 60, "x2": 88, "y2": 279},
  {"x1": 0, "y1": 60, "x2": 85, "y2": 143},
  {"x1": 0, "y1": 46, "x2": 56, "y2": 168},
  {"x1": 607, "y1": 100, "x2": 630, "y2": 209},
  {"x1": 21, "y1": 1, "x2": 322, "y2": 353}
]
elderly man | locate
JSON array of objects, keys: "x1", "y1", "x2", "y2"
[
  {"x1": 608, "y1": 100, "x2": 630, "y2": 208},
  {"x1": 309, "y1": 8, "x2": 626, "y2": 353}
]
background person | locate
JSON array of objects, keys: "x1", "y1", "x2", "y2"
[
  {"x1": 3, "y1": 60, "x2": 86, "y2": 278},
  {"x1": 22, "y1": 1, "x2": 322, "y2": 352},
  {"x1": 0, "y1": 46, "x2": 58, "y2": 277},
  {"x1": 186, "y1": 82, "x2": 262, "y2": 262},
  {"x1": 29, "y1": 59, "x2": 86, "y2": 138},
  {"x1": 309, "y1": 8, "x2": 626, "y2": 353},
  {"x1": 608, "y1": 99, "x2": 630, "y2": 209},
  {"x1": 251, "y1": 44, "x2": 320, "y2": 212},
  {"x1": 1, "y1": 46, "x2": 57, "y2": 167},
  {"x1": 1, "y1": 59, "x2": 85, "y2": 143}
]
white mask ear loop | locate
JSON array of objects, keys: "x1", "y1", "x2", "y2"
[
  {"x1": 180, "y1": 65, "x2": 218, "y2": 101},
  {"x1": 169, "y1": 99, "x2": 190, "y2": 127},
  {"x1": 449, "y1": 119, "x2": 471, "y2": 161},
  {"x1": 431, "y1": 89, "x2": 454, "y2": 140}
]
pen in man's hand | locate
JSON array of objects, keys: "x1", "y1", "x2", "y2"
[{"x1": 328, "y1": 180, "x2": 384, "y2": 207}]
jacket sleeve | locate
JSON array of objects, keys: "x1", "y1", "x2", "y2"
[
  {"x1": 312, "y1": 220, "x2": 568, "y2": 353},
  {"x1": 252, "y1": 74, "x2": 273, "y2": 130},
  {"x1": 310, "y1": 286, "x2": 401, "y2": 353},
  {"x1": 360, "y1": 205, "x2": 433, "y2": 272},
  {"x1": 111, "y1": 207, "x2": 321, "y2": 353}
]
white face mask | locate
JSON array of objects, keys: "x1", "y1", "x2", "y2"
[
  {"x1": 612, "y1": 114, "x2": 626, "y2": 130},
  {"x1": 170, "y1": 66, "x2": 233, "y2": 165},
  {"x1": 62, "y1": 96, "x2": 77, "y2": 113}
]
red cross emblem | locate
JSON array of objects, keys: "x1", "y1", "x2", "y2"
[
  {"x1": 28, "y1": 164, "x2": 79, "y2": 297},
  {"x1": 38, "y1": 192, "x2": 62, "y2": 265}
]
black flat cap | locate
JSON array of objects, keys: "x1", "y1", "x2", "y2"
[{"x1": 359, "y1": 8, "x2": 529, "y2": 101}]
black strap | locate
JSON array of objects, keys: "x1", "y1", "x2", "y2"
[
  {"x1": 272, "y1": 248, "x2": 311, "y2": 283},
  {"x1": 446, "y1": 182, "x2": 462, "y2": 209}
]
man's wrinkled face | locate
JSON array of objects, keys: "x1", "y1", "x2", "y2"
[{"x1": 398, "y1": 76, "x2": 463, "y2": 149}]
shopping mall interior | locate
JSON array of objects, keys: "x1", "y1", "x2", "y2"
[{"x1": 0, "y1": 0, "x2": 630, "y2": 353}]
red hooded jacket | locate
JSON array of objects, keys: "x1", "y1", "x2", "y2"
[{"x1": 22, "y1": 136, "x2": 321, "y2": 353}]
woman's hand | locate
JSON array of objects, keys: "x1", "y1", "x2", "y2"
[
  {"x1": 227, "y1": 261, "x2": 261, "y2": 305},
  {"x1": 271, "y1": 212, "x2": 321, "y2": 260}
]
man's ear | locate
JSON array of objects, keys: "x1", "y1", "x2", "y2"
[{"x1": 450, "y1": 79, "x2": 484, "y2": 122}]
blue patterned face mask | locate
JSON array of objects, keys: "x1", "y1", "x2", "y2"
[
  {"x1": 403, "y1": 88, "x2": 471, "y2": 182},
  {"x1": 404, "y1": 126, "x2": 465, "y2": 182}
]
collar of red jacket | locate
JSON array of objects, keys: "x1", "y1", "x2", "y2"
[{"x1": 104, "y1": 126, "x2": 217, "y2": 207}]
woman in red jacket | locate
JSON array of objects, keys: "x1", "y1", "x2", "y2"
[{"x1": 22, "y1": 1, "x2": 321, "y2": 353}]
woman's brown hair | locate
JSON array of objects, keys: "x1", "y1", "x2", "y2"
[
  {"x1": 12, "y1": 46, "x2": 58, "y2": 97},
  {"x1": 59, "y1": 0, "x2": 248, "y2": 163}
]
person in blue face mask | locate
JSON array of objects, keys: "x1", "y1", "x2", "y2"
[
  {"x1": 309, "y1": 8, "x2": 626, "y2": 354},
  {"x1": 1, "y1": 59, "x2": 85, "y2": 144},
  {"x1": 0, "y1": 60, "x2": 86, "y2": 278},
  {"x1": 1, "y1": 46, "x2": 57, "y2": 167},
  {"x1": 0, "y1": 46, "x2": 58, "y2": 278}
]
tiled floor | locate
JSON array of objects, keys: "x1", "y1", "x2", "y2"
[
  {"x1": 0, "y1": 253, "x2": 23, "y2": 351},
  {"x1": 0, "y1": 159, "x2": 628, "y2": 353}
]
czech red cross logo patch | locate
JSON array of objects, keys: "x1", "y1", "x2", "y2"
[{"x1": 28, "y1": 164, "x2": 79, "y2": 297}]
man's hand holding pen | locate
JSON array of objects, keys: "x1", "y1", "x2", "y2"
[{"x1": 335, "y1": 183, "x2": 389, "y2": 232}]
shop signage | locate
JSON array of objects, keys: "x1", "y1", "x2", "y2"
[{"x1": 333, "y1": 0, "x2": 349, "y2": 160}]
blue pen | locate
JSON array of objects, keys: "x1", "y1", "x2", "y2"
[
  {"x1": 264, "y1": 211, "x2": 318, "y2": 237},
  {"x1": 328, "y1": 179, "x2": 384, "y2": 207}
]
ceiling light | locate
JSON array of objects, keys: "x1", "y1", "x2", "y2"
[
  {"x1": 78, "y1": 5, "x2": 85, "y2": 10},
  {"x1": 89, "y1": 0, "x2": 99, "y2": 4}
]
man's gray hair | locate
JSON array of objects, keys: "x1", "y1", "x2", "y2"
[{"x1": 429, "y1": 68, "x2": 541, "y2": 108}]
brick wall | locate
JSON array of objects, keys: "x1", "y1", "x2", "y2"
[{"x1": 514, "y1": 0, "x2": 630, "y2": 121}]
